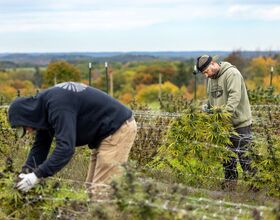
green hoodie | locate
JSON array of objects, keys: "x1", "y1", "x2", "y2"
[{"x1": 207, "y1": 62, "x2": 252, "y2": 128}]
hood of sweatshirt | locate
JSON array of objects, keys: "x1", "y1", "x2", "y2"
[
  {"x1": 211, "y1": 61, "x2": 236, "y2": 79},
  {"x1": 8, "y1": 96, "x2": 49, "y2": 129}
]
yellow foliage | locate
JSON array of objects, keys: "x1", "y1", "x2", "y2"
[
  {"x1": 0, "y1": 72, "x2": 9, "y2": 81},
  {"x1": 251, "y1": 56, "x2": 276, "y2": 67},
  {"x1": 0, "y1": 79, "x2": 37, "y2": 103},
  {"x1": 249, "y1": 56, "x2": 277, "y2": 77},
  {"x1": 263, "y1": 75, "x2": 280, "y2": 92},
  {"x1": 119, "y1": 92, "x2": 133, "y2": 104},
  {"x1": 0, "y1": 84, "x2": 17, "y2": 101},
  {"x1": 245, "y1": 80, "x2": 258, "y2": 90},
  {"x1": 136, "y1": 81, "x2": 179, "y2": 103}
]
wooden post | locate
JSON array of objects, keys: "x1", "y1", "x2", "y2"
[
  {"x1": 194, "y1": 74, "x2": 197, "y2": 100},
  {"x1": 270, "y1": 66, "x2": 274, "y2": 87},
  {"x1": 105, "y1": 62, "x2": 109, "y2": 94},
  {"x1": 110, "y1": 69, "x2": 114, "y2": 97},
  {"x1": 158, "y1": 73, "x2": 162, "y2": 100},
  {"x1": 54, "y1": 73, "x2": 57, "y2": 85},
  {"x1": 88, "y1": 62, "x2": 92, "y2": 87}
]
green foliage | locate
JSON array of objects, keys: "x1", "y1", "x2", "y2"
[
  {"x1": 252, "y1": 104, "x2": 280, "y2": 136},
  {"x1": 130, "y1": 113, "x2": 173, "y2": 167},
  {"x1": 159, "y1": 94, "x2": 193, "y2": 112},
  {"x1": 249, "y1": 105, "x2": 280, "y2": 196},
  {"x1": 0, "y1": 107, "x2": 88, "y2": 219},
  {"x1": 248, "y1": 86, "x2": 280, "y2": 104},
  {"x1": 0, "y1": 156, "x2": 88, "y2": 219},
  {"x1": 171, "y1": 61, "x2": 193, "y2": 87},
  {"x1": 0, "y1": 107, "x2": 9, "y2": 128},
  {"x1": 44, "y1": 60, "x2": 81, "y2": 87},
  {"x1": 111, "y1": 164, "x2": 276, "y2": 220},
  {"x1": 148, "y1": 105, "x2": 234, "y2": 187},
  {"x1": 111, "y1": 164, "x2": 181, "y2": 220},
  {"x1": 0, "y1": 107, "x2": 20, "y2": 160},
  {"x1": 1, "y1": 102, "x2": 280, "y2": 219},
  {"x1": 251, "y1": 132, "x2": 280, "y2": 196},
  {"x1": 33, "y1": 66, "x2": 43, "y2": 88}
]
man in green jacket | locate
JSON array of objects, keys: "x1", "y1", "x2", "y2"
[{"x1": 196, "y1": 55, "x2": 256, "y2": 190}]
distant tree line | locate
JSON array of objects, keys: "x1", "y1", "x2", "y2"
[{"x1": 0, "y1": 51, "x2": 279, "y2": 105}]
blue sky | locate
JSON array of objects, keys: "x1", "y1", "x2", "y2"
[{"x1": 0, "y1": 0, "x2": 279, "y2": 52}]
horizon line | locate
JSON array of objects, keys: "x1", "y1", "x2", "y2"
[{"x1": 0, "y1": 50, "x2": 279, "y2": 54}]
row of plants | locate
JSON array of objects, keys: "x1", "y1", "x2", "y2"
[
  {"x1": 1, "y1": 102, "x2": 280, "y2": 219},
  {"x1": 147, "y1": 106, "x2": 279, "y2": 196},
  {"x1": 248, "y1": 87, "x2": 280, "y2": 105},
  {"x1": 2, "y1": 158, "x2": 277, "y2": 220}
]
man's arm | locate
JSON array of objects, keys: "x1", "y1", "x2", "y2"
[
  {"x1": 225, "y1": 71, "x2": 242, "y2": 114},
  {"x1": 34, "y1": 110, "x2": 77, "y2": 178},
  {"x1": 22, "y1": 130, "x2": 53, "y2": 173}
]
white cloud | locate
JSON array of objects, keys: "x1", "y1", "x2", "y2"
[
  {"x1": 0, "y1": 0, "x2": 228, "y2": 32},
  {"x1": 228, "y1": 5, "x2": 280, "y2": 21},
  {"x1": 0, "y1": 9, "x2": 166, "y2": 32},
  {"x1": 0, "y1": 0, "x2": 279, "y2": 52},
  {"x1": 0, "y1": 4, "x2": 218, "y2": 33},
  {"x1": 0, "y1": 1, "x2": 279, "y2": 34}
]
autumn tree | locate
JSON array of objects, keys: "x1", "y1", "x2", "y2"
[
  {"x1": 33, "y1": 67, "x2": 43, "y2": 88},
  {"x1": 43, "y1": 60, "x2": 81, "y2": 87},
  {"x1": 245, "y1": 56, "x2": 277, "y2": 82},
  {"x1": 171, "y1": 61, "x2": 193, "y2": 87},
  {"x1": 132, "y1": 63, "x2": 176, "y2": 88},
  {"x1": 224, "y1": 50, "x2": 247, "y2": 73},
  {"x1": 132, "y1": 73, "x2": 154, "y2": 88},
  {"x1": 136, "y1": 81, "x2": 180, "y2": 103}
]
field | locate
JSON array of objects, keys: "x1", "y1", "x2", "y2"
[{"x1": 0, "y1": 98, "x2": 280, "y2": 219}]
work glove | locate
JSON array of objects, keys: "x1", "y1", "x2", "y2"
[
  {"x1": 16, "y1": 172, "x2": 39, "y2": 192},
  {"x1": 202, "y1": 103, "x2": 213, "y2": 113},
  {"x1": 202, "y1": 104, "x2": 209, "y2": 112}
]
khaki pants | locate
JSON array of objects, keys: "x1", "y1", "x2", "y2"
[{"x1": 85, "y1": 118, "x2": 137, "y2": 196}]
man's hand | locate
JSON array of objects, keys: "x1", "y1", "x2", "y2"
[
  {"x1": 202, "y1": 103, "x2": 213, "y2": 113},
  {"x1": 16, "y1": 172, "x2": 39, "y2": 192},
  {"x1": 202, "y1": 104, "x2": 208, "y2": 112}
]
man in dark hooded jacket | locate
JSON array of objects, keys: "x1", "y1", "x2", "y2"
[{"x1": 8, "y1": 82, "x2": 137, "y2": 195}]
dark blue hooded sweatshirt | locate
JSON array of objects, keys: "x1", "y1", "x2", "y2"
[{"x1": 8, "y1": 82, "x2": 132, "y2": 178}]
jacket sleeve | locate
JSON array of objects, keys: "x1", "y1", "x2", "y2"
[
  {"x1": 22, "y1": 130, "x2": 53, "y2": 173},
  {"x1": 34, "y1": 110, "x2": 76, "y2": 178},
  {"x1": 225, "y1": 71, "x2": 242, "y2": 114}
]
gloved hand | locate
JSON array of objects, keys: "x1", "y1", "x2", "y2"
[
  {"x1": 202, "y1": 103, "x2": 212, "y2": 113},
  {"x1": 16, "y1": 172, "x2": 39, "y2": 192},
  {"x1": 202, "y1": 104, "x2": 209, "y2": 112}
]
